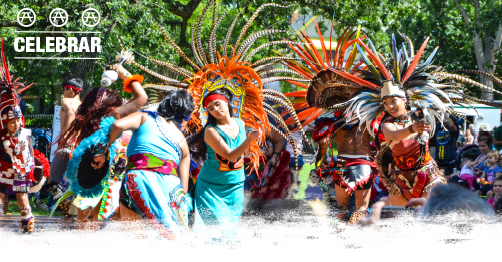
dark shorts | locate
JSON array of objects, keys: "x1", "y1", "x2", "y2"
[{"x1": 289, "y1": 155, "x2": 304, "y2": 169}]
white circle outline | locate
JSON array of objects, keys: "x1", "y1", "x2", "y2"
[
  {"x1": 49, "y1": 8, "x2": 68, "y2": 27},
  {"x1": 17, "y1": 8, "x2": 36, "y2": 27},
  {"x1": 81, "y1": 8, "x2": 101, "y2": 28}
]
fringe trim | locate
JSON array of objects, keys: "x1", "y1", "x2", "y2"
[
  {"x1": 122, "y1": 75, "x2": 144, "y2": 93},
  {"x1": 330, "y1": 171, "x2": 376, "y2": 195}
]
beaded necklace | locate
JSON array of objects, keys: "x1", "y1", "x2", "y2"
[{"x1": 393, "y1": 115, "x2": 410, "y2": 123}]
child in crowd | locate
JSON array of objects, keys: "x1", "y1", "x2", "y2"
[
  {"x1": 487, "y1": 177, "x2": 502, "y2": 208},
  {"x1": 449, "y1": 148, "x2": 480, "y2": 189},
  {"x1": 474, "y1": 150, "x2": 502, "y2": 196}
]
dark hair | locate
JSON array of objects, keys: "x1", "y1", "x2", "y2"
[
  {"x1": 62, "y1": 77, "x2": 83, "y2": 94},
  {"x1": 187, "y1": 88, "x2": 233, "y2": 164},
  {"x1": 461, "y1": 147, "x2": 482, "y2": 161},
  {"x1": 57, "y1": 87, "x2": 122, "y2": 152},
  {"x1": 419, "y1": 183, "x2": 495, "y2": 222},
  {"x1": 477, "y1": 131, "x2": 493, "y2": 146},
  {"x1": 157, "y1": 90, "x2": 194, "y2": 122}
]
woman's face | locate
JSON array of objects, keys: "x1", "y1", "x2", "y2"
[
  {"x1": 6, "y1": 118, "x2": 21, "y2": 134},
  {"x1": 206, "y1": 99, "x2": 229, "y2": 120},
  {"x1": 493, "y1": 180, "x2": 502, "y2": 195},
  {"x1": 479, "y1": 142, "x2": 490, "y2": 154},
  {"x1": 382, "y1": 96, "x2": 406, "y2": 117}
]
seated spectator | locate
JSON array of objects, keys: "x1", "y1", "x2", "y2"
[
  {"x1": 449, "y1": 147, "x2": 481, "y2": 190},
  {"x1": 474, "y1": 150, "x2": 502, "y2": 196},
  {"x1": 472, "y1": 135, "x2": 493, "y2": 173},
  {"x1": 487, "y1": 177, "x2": 502, "y2": 208}
]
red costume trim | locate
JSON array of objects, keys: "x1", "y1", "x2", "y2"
[
  {"x1": 325, "y1": 158, "x2": 379, "y2": 195},
  {"x1": 126, "y1": 173, "x2": 175, "y2": 240},
  {"x1": 33, "y1": 149, "x2": 50, "y2": 178}
]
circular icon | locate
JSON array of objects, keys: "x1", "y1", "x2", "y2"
[
  {"x1": 81, "y1": 8, "x2": 101, "y2": 27},
  {"x1": 17, "y1": 8, "x2": 36, "y2": 27},
  {"x1": 49, "y1": 8, "x2": 68, "y2": 27}
]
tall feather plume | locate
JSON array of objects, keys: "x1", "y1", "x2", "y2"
[
  {"x1": 243, "y1": 40, "x2": 300, "y2": 62},
  {"x1": 195, "y1": 0, "x2": 213, "y2": 65},
  {"x1": 401, "y1": 37, "x2": 429, "y2": 83},
  {"x1": 209, "y1": 10, "x2": 229, "y2": 64},
  {"x1": 191, "y1": 21, "x2": 204, "y2": 67},
  {"x1": 452, "y1": 69, "x2": 502, "y2": 89},
  {"x1": 151, "y1": 18, "x2": 200, "y2": 71},
  {"x1": 237, "y1": 29, "x2": 287, "y2": 57},
  {"x1": 398, "y1": 31, "x2": 414, "y2": 57},
  {"x1": 234, "y1": 3, "x2": 292, "y2": 51},
  {"x1": 1, "y1": 37, "x2": 11, "y2": 85}
]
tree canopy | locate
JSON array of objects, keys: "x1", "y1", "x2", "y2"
[{"x1": 0, "y1": 0, "x2": 500, "y2": 113}]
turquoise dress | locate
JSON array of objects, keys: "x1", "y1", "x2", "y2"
[
  {"x1": 193, "y1": 118, "x2": 246, "y2": 241},
  {"x1": 120, "y1": 112, "x2": 189, "y2": 239}
]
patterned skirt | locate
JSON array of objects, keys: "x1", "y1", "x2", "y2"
[{"x1": 120, "y1": 170, "x2": 189, "y2": 239}]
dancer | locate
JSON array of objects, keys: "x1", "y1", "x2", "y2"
[
  {"x1": 92, "y1": 89, "x2": 193, "y2": 239},
  {"x1": 53, "y1": 59, "x2": 147, "y2": 228},
  {"x1": 0, "y1": 77, "x2": 35, "y2": 232},
  {"x1": 189, "y1": 88, "x2": 262, "y2": 242},
  {"x1": 279, "y1": 24, "x2": 378, "y2": 223},
  {"x1": 246, "y1": 128, "x2": 290, "y2": 209},
  {"x1": 128, "y1": 1, "x2": 305, "y2": 242},
  {"x1": 346, "y1": 34, "x2": 453, "y2": 206},
  {"x1": 45, "y1": 78, "x2": 82, "y2": 218},
  {"x1": 313, "y1": 115, "x2": 377, "y2": 223}
]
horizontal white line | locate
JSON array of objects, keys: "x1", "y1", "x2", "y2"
[
  {"x1": 15, "y1": 31, "x2": 102, "y2": 34},
  {"x1": 15, "y1": 57, "x2": 101, "y2": 60}
]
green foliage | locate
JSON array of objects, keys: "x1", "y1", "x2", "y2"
[
  {"x1": 1, "y1": 0, "x2": 500, "y2": 105},
  {"x1": 25, "y1": 117, "x2": 52, "y2": 128}
]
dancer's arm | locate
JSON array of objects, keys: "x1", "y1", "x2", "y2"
[
  {"x1": 92, "y1": 112, "x2": 148, "y2": 169},
  {"x1": 178, "y1": 140, "x2": 190, "y2": 193},
  {"x1": 268, "y1": 129, "x2": 284, "y2": 166},
  {"x1": 382, "y1": 122, "x2": 431, "y2": 141},
  {"x1": 204, "y1": 126, "x2": 262, "y2": 162},
  {"x1": 114, "y1": 65, "x2": 148, "y2": 118}
]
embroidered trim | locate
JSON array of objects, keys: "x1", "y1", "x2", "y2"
[
  {"x1": 126, "y1": 173, "x2": 175, "y2": 240},
  {"x1": 154, "y1": 115, "x2": 182, "y2": 162}
]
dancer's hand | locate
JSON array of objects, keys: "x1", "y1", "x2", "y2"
[
  {"x1": 411, "y1": 122, "x2": 431, "y2": 133},
  {"x1": 92, "y1": 154, "x2": 106, "y2": 169},
  {"x1": 247, "y1": 128, "x2": 262, "y2": 142},
  {"x1": 113, "y1": 64, "x2": 133, "y2": 80},
  {"x1": 405, "y1": 197, "x2": 427, "y2": 208}
]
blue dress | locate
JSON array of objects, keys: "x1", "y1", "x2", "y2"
[
  {"x1": 120, "y1": 112, "x2": 188, "y2": 239},
  {"x1": 193, "y1": 118, "x2": 246, "y2": 241}
]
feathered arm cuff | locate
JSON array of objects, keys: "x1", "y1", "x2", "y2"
[{"x1": 122, "y1": 75, "x2": 144, "y2": 93}]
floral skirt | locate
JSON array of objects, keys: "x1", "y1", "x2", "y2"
[{"x1": 120, "y1": 170, "x2": 189, "y2": 239}]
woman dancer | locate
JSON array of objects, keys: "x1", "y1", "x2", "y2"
[
  {"x1": 54, "y1": 63, "x2": 147, "y2": 228},
  {"x1": 378, "y1": 94, "x2": 446, "y2": 206},
  {"x1": 189, "y1": 89, "x2": 261, "y2": 242},
  {"x1": 93, "y1": 90, "x2": 193, "y2": 239},
  {"x1": 346, "y1": 35, "x2": 454, "y2": 206}
]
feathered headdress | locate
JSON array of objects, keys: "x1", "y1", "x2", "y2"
[
  {"x1": 279, "y1": 22, "x2": 381, "y2": 141},
  {"x1": 124, "y1": 1, "x2": 306, "y2": 172},
  {"x1": 345, "y1": 33, "x2": 454, "y2": 137},
  {"x1": 0, "y1": 37, "x2": 33, "y2": 129}
]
